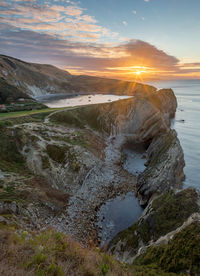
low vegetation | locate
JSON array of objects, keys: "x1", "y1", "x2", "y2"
[
  {"x1": 134, "y1": 222, "x2": 200, "y2": 275},
  {"x1": 0, "y1": 127, "x2": 26, "y2": 172},
  {"x1": 110, "y1": 188, "x2": 199, "y2": 254},
  {"x1": 51, "y1": 106, "x2": 107, "y2": 133},
  {"x1": 0, "y1": 78, "x2": 30, "y2": 104},
  {"x1": 0, "y1": 226, "x2": 184, "y2": 276}
]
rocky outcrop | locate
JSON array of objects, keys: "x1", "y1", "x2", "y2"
[
  {"x1": 108, "y1": 188, "x2": 200, "y2": 263},
  {"x1": 136, "y1": 130, "x2": 185, "y2": 205},
  {"x1": 51, "y1": 89, "x2": 177, "y2": 143}
]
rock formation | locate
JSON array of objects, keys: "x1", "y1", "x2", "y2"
[{"x1": 108, "y1": 188, "x2": 199, "y2": 263}]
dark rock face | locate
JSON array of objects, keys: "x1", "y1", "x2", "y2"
[
  {"x1": 150, "y1": 88, "x2": 177, "y2": 122},
  {"x1": 108, "y1": 188, "x2": 200, "y2": 263},
  {"x1": 136, "y1": 130, "x2": 185, "y2": 205}
]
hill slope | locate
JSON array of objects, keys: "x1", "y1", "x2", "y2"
[{"x1": 0, "y1": 54, "x2": 156, "y2": 97}]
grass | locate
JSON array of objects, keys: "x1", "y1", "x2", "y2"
[
  {"x1": 0, "y1": 183, "x2": 22, "y2": 203},
  {"x1": 0, "y1": 107, "x2": 61, "y2": 120},
  {"x1": 0, "y1": 227, "x2": 181, "y2": 276},
  {"x1": 50, "y1": 104, "x2": 115, "y2": 133},
  {"x1": 0, "y1": 127, "x2": 26, "y2": 173},
  {"x1": 46, "y1": 144, "x2": 69, "y2": 164},
  {"x1": 134, "y1": 222, "x2": 200, "y2": 275}
]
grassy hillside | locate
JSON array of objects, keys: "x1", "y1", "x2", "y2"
[
  {"x1": 0, "y1": 78, "x2": 30, "y2": 104},
  {"x1": 0, "y1": 225, "x2": 184, "y2": 276},
  {"x1": 0, "y1": 78, "x2": 46, "y2": 112}
]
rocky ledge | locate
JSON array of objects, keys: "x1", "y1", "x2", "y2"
[{"x1": 108, "y1": 188, "x2": 200, "y2": 263}]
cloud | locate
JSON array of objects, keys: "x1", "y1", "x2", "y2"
[
  {"x1": 132, "y1": 10, "x2": 137, "y2": 14},
  {"x1": 0, "y1": 0, "x2": 117, "y2": 42},
  {"x1": 1, "y1": 23, "x2": 192, "y2": 80},
  {"x1": 0, "y1": 0, "x2": 199, "y2": 80},
  {"x1": 144, "y1": 0, "x2": 150, "y2": 2}
]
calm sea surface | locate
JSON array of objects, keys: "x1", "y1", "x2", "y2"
[
  {"x1": 149, "y1": 79, "x2": 200, "y2": 190},
  {"x1": 38, "y1": 94, "x2": 131, "y2": 108}
]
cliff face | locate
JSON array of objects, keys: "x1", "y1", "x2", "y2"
[
  {"x1": 0, "y1": 54, "x2": 156, "y2": 97},
  {"x1": 136, "y1": 130, "x2": 185, "y2": 205},
  {"x1": 0, "y1": 85, "x2": 184, "y2": 244},
  {"x1": 58, "y1": 88, "x2": 177, "y2": 142}
]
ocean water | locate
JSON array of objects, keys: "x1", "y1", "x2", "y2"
[
  {"x1": 38, "y1": 94, "x2": 131, "y2": 108},
  {"x1": 149, "y1": 79, "x2": 200, "y2": 190}
]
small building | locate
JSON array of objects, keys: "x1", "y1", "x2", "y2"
[
  {"x1": 18, "y1": 98, "x2": 25, "y2": 102},
  {"x1": 0, "y1": 104, "x2": 6, "y2": 111}
]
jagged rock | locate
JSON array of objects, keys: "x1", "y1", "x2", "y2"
[{"x1": 136, "y1": 130, "x2": 185, "y2": 205}]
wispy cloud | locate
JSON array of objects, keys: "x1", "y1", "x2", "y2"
[
  {"x1": 132, "y1": 10, "x2": 137, "y2": 14},
  {"x1": 1, "y1": 23, "x2": 196, "y2": 80},
  {"x1": 122, "y1": 21, "x2": 128, "y2": 26},
  {"x1": 0, "y1": 0, "x2": 117, "y2": 42}
]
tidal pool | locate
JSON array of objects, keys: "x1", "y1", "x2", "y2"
[{"x1": 97, "y1": 192, "x2": 143, "y2": 246}]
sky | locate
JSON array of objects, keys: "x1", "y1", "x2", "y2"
[{"x1": 0, "y1": 0, "x2": 200, "y2": 80}]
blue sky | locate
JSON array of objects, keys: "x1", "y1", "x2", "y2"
[
  {"x1": 0, "y1": 0, "x2": 200, "y2": 80},
  {"x1": 82, "y1": 0, "x2": 200, "y2": 62}
]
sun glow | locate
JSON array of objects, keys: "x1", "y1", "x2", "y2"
[{"x1": 136, "y1": 71, "x2": 142, "y2": 75}]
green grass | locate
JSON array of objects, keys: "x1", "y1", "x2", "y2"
[
  {"x1": 0, "y1": 128, "x2": 26, "y2": 172},
  {"x1": 0, "y1": 227, "x2": 181, "y2": 276},
  {"x1": 0, "y1": 108, "x2": 61, "y2": 120},
  {"x1": 46, "y1": 144, "x2": 69, "y2": 164},
  {"x1": 51, "y1": 105, "x2": 110, "y2": 133}
]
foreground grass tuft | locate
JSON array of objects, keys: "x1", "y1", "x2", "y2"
[{"x1": 0, "y1": 227, "x2": 183, "y2": 276}]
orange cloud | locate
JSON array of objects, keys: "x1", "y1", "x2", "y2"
[{"x1": 0, "y1": 1, "x2": 199, "y2": 80}]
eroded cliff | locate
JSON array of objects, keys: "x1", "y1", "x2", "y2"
[{"x1": 0, "y1": 86, "x2": 185, "y2": 245}]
